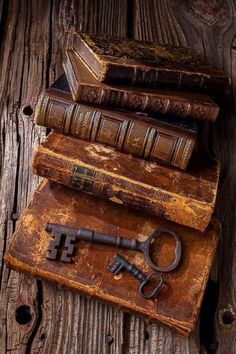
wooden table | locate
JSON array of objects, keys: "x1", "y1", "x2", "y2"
[{"x1": 0, "y1": 1, "x2": 235, "y2": 352}]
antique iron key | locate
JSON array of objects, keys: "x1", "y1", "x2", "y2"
[
  {"x1": 107, "y1": 254, "x2": 163, "y2": 299},
  {"x1": 45, "y1": 222, "x2": 182, "y2": 272}
]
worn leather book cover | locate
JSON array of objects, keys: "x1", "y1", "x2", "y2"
[
  {"x1": 32, "y1": 132, "x2": 220, "y2": 231},
  {"x1": 71, "y1": 32, "x2": 229, "y2": 93},
  {"x1": 35, "y1": 76, "x2": 197, "y2": 170},
  {"x1": 64, "y1": 49, "x2": 219, "y2": 121},
  {"x1": 4, "y1": 180, "x2": 220, "y2": 336}
]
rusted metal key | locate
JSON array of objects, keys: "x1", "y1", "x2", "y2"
[
  {"x1": 45, "y1": 223, "x2": 182, "y2": 272},
  {"x1": 107, "y1": 254, "x2": 163, "y2": 299}
]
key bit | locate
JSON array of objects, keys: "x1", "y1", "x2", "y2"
[
  {"x1": 107, "y1": 258, "x2": 125, "y2": 275},
  {"x1": 107, "y1": 254, "x2": 163, "y2": 299}
]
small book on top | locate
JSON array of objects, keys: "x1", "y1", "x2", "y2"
[{"x1": 70, "y1": 32, "x2": 229, "y2": 94}]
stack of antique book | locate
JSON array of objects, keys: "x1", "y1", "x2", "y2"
[{"x1": 5, "y1": 33, "x2": 229, "y2": 335}]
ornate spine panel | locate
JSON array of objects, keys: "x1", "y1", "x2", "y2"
[
  {"x1": 35, "y1": 92, "x2": 196, "y2": 170},
  {"x1": 64, "y1": 50, "x2": 219, "y2": 121},
  {"x1": 77, "y1": 85, "x2": 219, "y2": 121}
]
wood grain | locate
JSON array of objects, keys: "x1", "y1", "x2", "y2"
[
  {"x1": 0, "y1": 1, "x2": 126, "y2": 353},
  {"x1": 173, "y1": 1, "x2": 236, "y2": 352},
  {"x1": 0, "y1": 0, "x2": 235, "y2": 353}
]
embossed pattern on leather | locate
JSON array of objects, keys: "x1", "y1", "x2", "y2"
[{"x1": 35, "y1": 83, "x2": 197, "y2": 170}]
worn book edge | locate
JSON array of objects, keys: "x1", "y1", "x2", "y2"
[
  {"x1": 33, "y1": 145, "x2": 219, "y2": 208},
  {"x1": 32, "y1": 134, "x2": 220, "y2": 231},
  {"x1": 71, "y1": 32, "x2": 230, "y2": 93},
  {"x1": 3, "y1": 253, "x2": 191, "y2": 335},
  {"x1": 63, "y1": 49, "x2": 220, "y2": 122}
]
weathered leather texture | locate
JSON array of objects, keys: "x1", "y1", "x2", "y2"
[
  {"x1": 32, "y1": 132, "x2": 220, "y2": 231},
  {"x1": 35, "y1": 85, "x2": 197, "y2": 170},
  {"x1": 4, "y1": 180, "x2": 220, "y2": 336},
  {"x1": 72, "y1": 32, "x2": 229, "y2": 93}
]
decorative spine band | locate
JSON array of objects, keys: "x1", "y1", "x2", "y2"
[{"x1": 35, "y1": 93, "x2": 196, "y2": 170}]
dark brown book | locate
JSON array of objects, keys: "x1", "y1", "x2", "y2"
[
  {"x1": 64, "y1": 49, "x2": 219, "y2": 121},
  {"x1": 4, "y1": 180, "x2": 220, "y2": 335},
  {"x1": 71, "y1": 32, "x2": 229, "y2": 93},
  {"x1": 35, "y1": 77, "x2": 197, "y2": 170},
  {"x1": 32, "y1": 132, "x2": 220, "y2": 231}
]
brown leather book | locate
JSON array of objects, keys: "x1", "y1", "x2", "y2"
[
  {"x1": 63, "y1": 49, "x2": 219, "y2": 121},
  {"x1": 35, "y1": 76, "x2": 197, "y2": 170},
  {"x1": 4, "y1": 180, "x2": 220, "y2": 336},
  {"x1": 32, "y1": 132, "x2": 220, "y2": 231},
  {"x1": 71, "y1": 32, "x2": 229, "y2": 93}
]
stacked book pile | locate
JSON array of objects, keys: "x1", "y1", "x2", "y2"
[{"x1": 5, "y1": 33, "x2": 229, "y2": 335}]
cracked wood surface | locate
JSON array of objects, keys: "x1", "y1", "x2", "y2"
[{"x1": 0, "y1": 0, "x2": 235, "y2": 353}]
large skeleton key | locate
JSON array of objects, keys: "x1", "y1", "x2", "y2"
[{"x1": 45, "y1": 222, "x2": 182, "y2": 272}]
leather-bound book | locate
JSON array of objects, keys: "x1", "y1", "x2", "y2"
[
  {"x1": 63, "y1": 49, "x2": 219, "y2": 121},
  {"x1": 35, "y1": 75, "x2": 197, "y2": 170},
  {"x1": 5, "y1": 180, "x2": 220, "y2": 336},
  {"x1": 32, "y1": 132, "x2": 220, "y2": 231},
  {"x1": 71, "y1": 32, "x2": 229, "y2": 93}
]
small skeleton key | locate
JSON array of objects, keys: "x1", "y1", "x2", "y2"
[
  {"x1": 45, "y1": 222, "x2": 182, "y2": 272},
  {"x1": 107, "y1": 254, "x2": 163, "y2": 299}
]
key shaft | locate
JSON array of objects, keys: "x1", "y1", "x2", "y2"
[{"x1": 46, "y1": 223, "x2": 142, "y2": 262}]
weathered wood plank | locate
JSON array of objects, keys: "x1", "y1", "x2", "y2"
[
  {"x1": 133, "y1": 0, "x2": 188, "y2": 47},
  {"x1": 0, "y1": 0, "x2": 49, "y2": 351},
  {"x1": 172, "y1": 1, "x2": 236, "y2": 352},
  {"x1": 0, "y1": 1, "x2": 127, "y2": 353},
  {"x1": 30, "y1": 287, "x2": 124, "y2": 354}
]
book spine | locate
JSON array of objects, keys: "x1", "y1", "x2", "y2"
[
  {"x1": 77, "y1": 85, "x2": 219, "y2": 121},
  {"x1": 104, "y1": 64, "x2": 229, "y2": 95},
  {"x1": 32, "y1": 147, "x2": 212, "y2": 231},
  {"x1": 73, "y1": 33, "x2": 229, "y2": 94},
  {"x1": 35, "y1": 93, "x2": 196, "y2": 170},
  {"x1": 63, "y1": 52, "x2": 219, "y2": 121}
]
